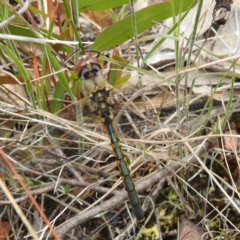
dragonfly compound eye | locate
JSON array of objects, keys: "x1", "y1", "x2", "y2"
[
  {"x1": 79, "y1": 62, "x2": 101, "y2": 80},
  {"x1": 75, "y1": 56, "x2": 101, "y2": 79}
]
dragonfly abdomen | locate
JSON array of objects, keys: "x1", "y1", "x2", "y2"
[{"x1": 103, "y1": 111, "x2": 145, "y2": 222}]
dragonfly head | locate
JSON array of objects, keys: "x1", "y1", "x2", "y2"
[{"x1": 75, "y1": 56, "x2": 109, "y2": 96}]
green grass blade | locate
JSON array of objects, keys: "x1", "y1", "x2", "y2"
[
  {"x1": 91, "y1": 0, "x2": 197, "y2": 50},
  {"x1": 79, "y1": 0, "x2": 134, "y2": 11},
  {"x1": 0, "y1": 43, "x2": 36, "y2": 108}
]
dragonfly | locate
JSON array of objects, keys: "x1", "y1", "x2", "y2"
[{"x1": 74, "y1": 55, "x2": 145, "y2": 222}]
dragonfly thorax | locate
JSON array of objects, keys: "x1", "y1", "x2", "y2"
[{"x1": 90, "y1": 89, "x2": 114, "y2": 115}]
